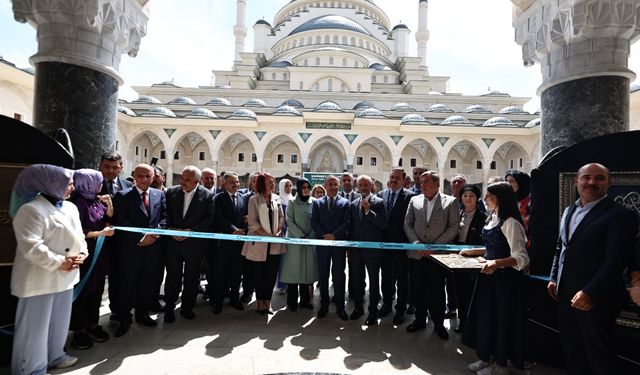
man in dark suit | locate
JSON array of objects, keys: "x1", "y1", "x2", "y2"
[
  {"x1": 410, "y1": 167, "x2": 426, "y2": 194},
  {"x1": 548, "y1": 163, "x2": 637, "y2": 374},
  {"x1": 163, "y1": 166, "x2": 215, "y2": 323},
  {"x1": 378, "y1": 168, "x2": 416, "y2": 324},
  {"x1": 404, "y1": 171, "x2": 460, "y2": 340},
  {"x1": 349, "y1": 175, "x2": 389, "y2": 325},
  {"x1": 212, "y1": 172, "x2": 248, "y2": 313},
  {"x1": 201, "y1": 168, "x2": 217, "y2": 192},
  {"x1": 98, "y1": 152, "x2": 133, "y2": 319},
  {"x1": 311, "y1": 175, "x2": 351, "y2": 320},
  {"x1": 339, "y1": 172, "x2": 361, "y2": 202},
  {"x1": 112, "y1": 164, "x2": 167, "y2": 337}
]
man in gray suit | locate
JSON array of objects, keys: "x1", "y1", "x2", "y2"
[
  {"x1": 349, "y1": 175, "x2": 389, "y2": 325},
  {"x1": 404, "y1": 171, "x2": 460, "y2": 340}
]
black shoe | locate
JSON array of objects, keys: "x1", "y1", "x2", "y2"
[
  {"x1": 149, "y1": 301, "x2": 164, "y2": 313},
  {"x1": 444, "y1": 309, "x2": 457, "y2": 318},
  {"x1": 434, "y1": 324, "x2": 449, "y2": 340},
  {"x1": 212, "y1": 304, "x2": 222, "y2": 315},
  {"x1": 379, "y1": 303, "x2": 393, "y2": 317},
  {"x1": 229, "y1": 301, "x2": 245, "y2": 311},
  {"x1": 337, "y1": 310, "x2": 349, "y2": 321},
  {"x1": 317, "y1": 306, "x2": 329, "y2": 318},
  {"x1": 164, "y1": 309, "x2": 176, "y2": 323},
  {"x1": 135, "y1": 315, "x2": 157, "y2": 327},
  {"x1": 300, "y1": 302, "x2": 314, "y2": 310},
  {"x1": 365, "y1": 313, "x2": 378, "y2": 326},
  {"x1": 288, "y1": 304, "x2": 298, "y2": 312},
  {"x1": 406, "y1": 321, "x2": 427, "y2": 333},
  {"x1": 109, "y1": 314, "x2": 119, "y2": 322},
  {"x1": 407, "y1": 304, "x2": 416, "y2": 315},
  {"x1": 71, "y1": 331, "x2": 93, "y2": 350},
  {"x1": 180, "y1": 309, "x2": 196, "y2": 320},
  {"x1": 393, "y1": 311, "x2": 405, "y2": 325},
  {"x1": 197, "y1": 285, "x2": 207, "y2": 295},
  {"x1": 86, "y1": 325, "x2": 110, "y2": 342},
  {"x1": 113, "y1": 321, "x2": 130, "y2": 337},
  {"x1": 349, "y1": 308, "x2": 364, "y2": 320},
  {"x1": 453, "y1": 322, "x2": 464, "y2": 334},
  {"x1": 240, "y1": 293, "x2": 252, "y2": 303}
]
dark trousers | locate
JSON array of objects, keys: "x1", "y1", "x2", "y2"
[
  {"x1": 106, "y1": 238, "x2": 119, "y2": 314},
  {"x1": 247, "y1": 253, "x2": 281, "y2": 300},
  {"x1": 116, "y1": 245, "x2": 161, "y2": 320},
  {"x1": 316, "y1": 246, "x2": 346, "y2": 311},
  {"x1": 381, "y1": 250, "x2": 409, "y2": 312},
  {"x1": 212, "y1": 240, "x2": 244, "y2": 305},
  {"x1": 409, "y1": 257, "x2": 446, "y2": 326},
  {"x1": 150, "y1": 256, "x2": 165, "y2": 305},
  {"x1": 445, "y1": 272, "x2": 457, "y2": 310},
  {"x1": 70, "y1": 257, "x2": 107, "y2": 331},
  {"x1": 452, "y1": 271, "x2": 476, "y2": 326},
  {"x1": 287, "y1": 284, "x2": 311, "y2": 307},
  {"x1": 163, "y1": 243, "x2": 205, "y2": 311},
  {"x1": 351, "y1": 249, "x2": 383, "y2": 312},
  {"x1": 205, "y1": 240, "x2": 217, "y2": 300},
  {"x1": 241, "y1": 257, "x2": 255, "y2": 298},
  {"x1": 558, "y1": 287, "x2": 621, "y2": 375}
]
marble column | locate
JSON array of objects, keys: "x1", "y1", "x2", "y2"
[
  {"x1": 12, "y1": 0, "x2": 149, "y2": 168},
  {"x1": 512, "y1": 0, "x2": 640, "y2": 155}
]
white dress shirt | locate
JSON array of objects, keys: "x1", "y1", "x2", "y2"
[{"x1": 183, "y1": 187, "x2": 197, "y2": 217}]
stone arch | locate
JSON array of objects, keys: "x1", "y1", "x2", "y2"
[
  {"x1": 397, "y1": 137, "x2": 440, "y2": 172},
  {"x1": 127, "y1": 129, "x2": 167, "y2": 176},
  {"x1": 217, "y1": 132, "x2": 258, "y2": 176},
  {"x1": 310, "y1": 75, "x2": 352, "y2": 92},
  {"x1": 262, "y1": 134, "x2": 303, "y2": 177},
  {"x1": 443, "y1": 139, "x2": 485, "y2": 184},
  {"x1": 171, "y1": 131, "x2": 213, "y2": 176},
  {"x1": 308, "y1": 135, "x2": 348, "y2": 173},
  {"x1": 491, "y1": 140, "x2": 531, "y2": 175},
  {"x1": 353, "y1": 137, "x2": 393, "y2": 184}
]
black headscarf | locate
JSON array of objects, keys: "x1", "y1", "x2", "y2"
[
  {"x1": 296, "y1": 178, "x2": 311, "y2": 202},
  {"x1": 459, "y1": 184, "x2": 481, "y2": 202},
  {"x1": 505, "y1": 170, "x2": 531, "y2": 201}
]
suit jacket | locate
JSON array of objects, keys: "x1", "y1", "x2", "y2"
[
  {"x1": 213, "y1": 190, "x2": 249, "y2": 234},
  {"x1": 113, "y1": 187, "x2": 167, "y2": 251},
  {"x1": 378, "y1": 188, "x2": 416, "y2": 243},
  {"x1": 311, "y1": 195, "x2": 351, "y2": 241},
  {"x1": 403, "y1": 192, "x2": 460, "y2": 259},
  {"x1": 460, "y1": 209, "x2": 487, "y2": 246},
  {"x1": 350, "y1": 195, "x2": 389, "y2": 256},
  {"x1": 165, "y1": 184, "x2": 215, "y2": 251},
  {"x1": 550, "y1": 197, "x2": 637, "y2": 307},
  {"x1": 339, "y1": 190, "x2": 361, "y2": 203},
  {"x1": 100, "y1": 176, "x2": 132, "y2": 196},
  {"x1": 242, "y1": 193, "x2": 286, "y2": 261}
]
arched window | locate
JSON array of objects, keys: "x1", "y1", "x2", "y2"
[
  {"x1": 350, "y1": 37, "x2": 355, "y2": 45},
  {"x1": 383, "y1": 76, "x2": 388, "y2": 83},
  {"x1": 357, "y1": 83, "x2": 361, "y2": 92},
  {"x1": 313, "y1": 83, "x2": 319, "y2": 91},
  {"x1": 328, "y1": 79, "x2": 333, "y2": 91},
  {"x1": 324, "y1": 35, "x2": 330, "y2": 43},
  {"x1": 372, "y1": 75, "x2": 377, "y2": 83},
  {"x1": 329, "y1": 57, "x2": 334, "y2": 65},
  {"x1": 299, "y1": 81, "x2": 304, "y2": 90},
  {"x1": 315, "y1": 35, "x2": 321, "y2": 43},
  {"x1": 333, "y1": 35, "x2": 338, "y2": 43},
  {"x1": 271, "y1": 73, "x2": 276, "y2": 80},
  {"x1": 283, "y1": 72, "x2": 289, "y2": 80},
  {"x1": 315, "y1": 57, "x2": 320, "y2": 65},
  {"x1": 304, "y1": 59, "x2": 308, "y2": 66},
  {"x1": 307, "y1": 36, "x2": 312, "y2": 44},
  {"x1": 341, "y1": 84, "x2": 346, "y2": 92},
  {"x1": 359, "y1": 39, "x2": 363, "y2": 47},
  {"x1": 342, "y1": 58, "x2": 347, "y2": 66},
  {"x1": 292, "y1": 40, "x2": 297, "y2": 47},
  {"x1": 342, "y1": 36, "x2": 347, "y2": 44}
]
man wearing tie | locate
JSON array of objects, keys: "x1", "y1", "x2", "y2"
[
  {"x1": 404, "y1": 171, "x2": 460, "y2": 340},
  {"x1": 339, "y1": 172, "x2": 361, "y2": 202},
  {"x1": 349, "y1": 175, "x2": 389, "y2": 325},
  {"x1": 112, "y1": 164, "x2": 166, "y2": 337},
  {"x1": 378, "y1": 168, "x2": 416, "y2": 324},
  {"x1": 163, "y1": 166, "x2": 215, "y2": 323},
  {"x1": 548, "y1": 163, "x2": 636, "y2": 374},
  {"x1": 212, "y1": 172, "x2": 248, "y2": 314},
  {"x1": 311, "y1": 175, "x2": 351, "y2": 320}
]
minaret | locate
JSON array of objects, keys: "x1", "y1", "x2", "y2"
[
  {"x1": 233, "y1": 0, "x2": 247, "y2": 62},
  {"x1": 416, "y1": 0, "x2": 430, "y2": 67}
]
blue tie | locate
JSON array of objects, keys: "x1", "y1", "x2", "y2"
[{"x1": 388, "y1": 191, "x2": 396, "y2": 212}]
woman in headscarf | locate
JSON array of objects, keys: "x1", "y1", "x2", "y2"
[
  {"x1": 280, "y1": 178, "x2": 318, "y2": 311},
  {"x1": 505, "y1": 170, "x2": 531, "y2": 232},
  {"x1": 69, "y1": 169, "x2": 115, "y2": 350},
  {"x1": 10, "y1": 164, "x2": 87, "y2": 373},
  {"x1": 275, "y1": 178, "x2": 294, "y2": 294}
]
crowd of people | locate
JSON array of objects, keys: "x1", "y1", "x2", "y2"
[{"x1": 9, "y1": 152, "x2": 640, "y2": 375}]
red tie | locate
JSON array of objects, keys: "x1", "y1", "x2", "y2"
[{"x1": 142, "y1": 191, "x2": 149, "y2": 213}]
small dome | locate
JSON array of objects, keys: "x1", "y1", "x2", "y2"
[
  {"x1": 524, "y1": 118, "x2": 541, "y2": 128},
  {"x1": 465, "y1": 104, "x2": 492, "y2": 114},
  {"x1": 187, "y1": 108, "x2": 218, "y2": 118},
  {"x1": 269, "y1": 61, "x2": 292, "y2": 68},
  {"x1": 427, "y1": 103, "x2": 453, "y2": 113},
  {"x1": 117, "y1": 105, "x2": 136, "y2": 117},
  {"x1": 243, "y1": 98, "x2": 267, "y2": 107},
  {"x1": 392, "y1": 24, "x2": 409, "y2": 31},
  {"x1": 290, "y1": 15, "x2": 372, "y2": 36},
  {"x1": 499, "y1": 105, "x2": 528, "y2": 114},
  {"x1": 280, "y1": 99, "x2": 304, "y2": 108},
  {"x1": 429, "y1": 91, "x2": 444, "y2": 95},
  {"x1": 369, "y1": 63, "x2": 391, "y2": 71},
  {"x1": 631, "y1": 84, "x2": 640, "y2": 93},
  {"x1": 483, "y1": 117, "x2": 515, "y2": 127},
  {"x1": 168, "y1": 96, "x2": 196, "y2": 105},
  {"x1": 255, "y1": 19, "x2": 271, "y2": 27},
  {"x1": 481, "y1": 90, "x2": 510, "y2": 97},
  {"x1": 315, "y1": 101, "x2": 342, "y2": 111},
  {"x1": 400, "y1": 113, "x2": 428, "y2": 124},
  {"x1": 21, "y1": 66, "x2": 34, "y2": 75},
  {"x1": 356, "y1": 108, "x2": 386, "y2": 118},
  {"x1": 392, "y1": 102, "x2": 416, "y2": 111},
  {"x1": 229, "y1": 109, "x2": 257, "y2": 119},
  {"x1": 133, "y1": 95, "x2": 161, "y2": 104},
  {"x1": 441, "y1": 115, "x2": 472, "y2": 125},
  {"x1": 353, "y1": 101, "x2": 377, "y2": 110},
  {"x1": 206, "y1": 97, "x2": 231, "y2": 106},
  {"x1": 273, "y1": 105, "x2": 301, "y2": 116},
  {"x1": 152, "y1": 80, "x2": 180, "y2": 88},
  {"x1": 142, "y1": 107, "x2": 176, "y2": 118}
]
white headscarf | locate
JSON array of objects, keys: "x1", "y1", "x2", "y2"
[{"x1": 278, "y1": 178, "x2": 293, "y2": 202}]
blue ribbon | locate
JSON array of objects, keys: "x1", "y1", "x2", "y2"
[
  {"x1": 72, "y1": 235, "x2": 105, "y2": 301},
  {"x1": 529, "y1": 274, "x2": 551, "y2": 282},
  {"x1": 113, "y1": 226, "x2": 477, "y2": 252}
]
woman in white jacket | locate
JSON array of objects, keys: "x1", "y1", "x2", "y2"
[{"x1": 10, "y1": 164, "x2": 87, "y2": 374}]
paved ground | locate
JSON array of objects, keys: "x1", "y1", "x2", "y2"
[{"x1": 0, "y1": 288, "x2": 565, "y2": 375}]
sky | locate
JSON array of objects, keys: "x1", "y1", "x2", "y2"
[{"x1": 1, "y1": 0, "x2": 639, "y2": 111}]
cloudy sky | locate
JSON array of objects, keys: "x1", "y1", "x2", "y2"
[{"x1": 1, "y1": 0, "x2": 639, "y2": 111}]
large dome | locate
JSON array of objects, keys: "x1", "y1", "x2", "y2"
[{"x1": 290, "y1": 15, "x2": 372, "y2": 37}]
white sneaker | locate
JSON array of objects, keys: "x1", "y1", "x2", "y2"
[
  {"x1": 477, "y1": 364, "x2": 510, "y2": 375},
  {"x1": 52, "y1": 354, "x2": 78, "y2": 369},
  {"x1": 468, "y1": 359, "x2": 491, "y2": 372}
]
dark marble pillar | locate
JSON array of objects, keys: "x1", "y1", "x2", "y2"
[
  {"x1": 34, "y1": 61, "x2": 118, "y2": 169},
  {"x1": 540, "y1": 76, "x2": 629, "y2": 155}
]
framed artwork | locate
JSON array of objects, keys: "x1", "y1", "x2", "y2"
[{"x1": 559, "y1": 171, "x2": 640, "y2": 329}]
